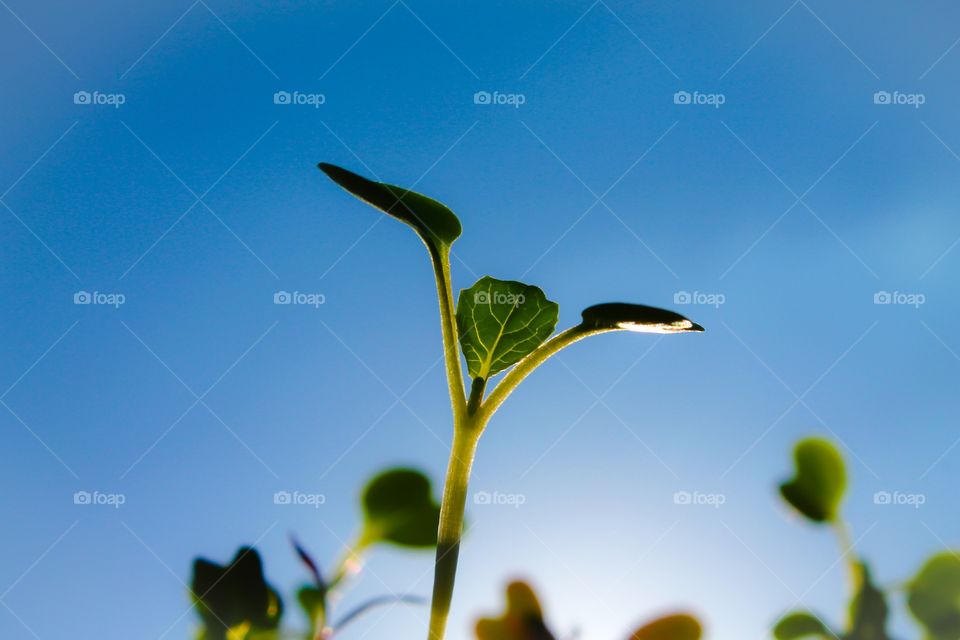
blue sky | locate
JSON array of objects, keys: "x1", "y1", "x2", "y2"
[{"x1": 2, "y1": 1, "x2": 960, "y2": 638}]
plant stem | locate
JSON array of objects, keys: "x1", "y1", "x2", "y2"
[
  {"x1": 477, "y1": 325, "x2": 605, "y2": 424},
  {"x1": 427, "y1": 424, "x2": 481, "y2": 640},
  {"x1": 429, "y1": 245, "x2": 466, "y2": 422}
]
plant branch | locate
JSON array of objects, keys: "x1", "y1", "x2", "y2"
[{"x1": 475, "y1": 325, "x2": 608, "y2": 425}]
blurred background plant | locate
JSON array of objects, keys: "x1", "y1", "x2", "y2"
[
  {"x1": 189, "y1": 467, "x2": 440, "y2": 639},
  {"x1": 775, "y1": 438, "x2": 960, "y2": 640}
]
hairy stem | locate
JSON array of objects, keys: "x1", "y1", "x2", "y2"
[
  {"x1": 429, "y1": 245, "x2": 467, "y2": 423},
  {"x1": 427, "y1": 425, "x2": 481, "y2": 640}
]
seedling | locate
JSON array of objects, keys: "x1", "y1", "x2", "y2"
[
  {"x1": 190, "y1": 467, "x2": 441, "y2": 639},
  {"x1": 319, "y1": 163, "x2": 704, "y2": 640},
  {"x1": 475, "y1": 580, "x2": 702, "y2": 640},
  {"x1": 774, "y1": 437, "x2": 960, "y2": 640}
]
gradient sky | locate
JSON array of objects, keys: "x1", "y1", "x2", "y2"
[{"x1": 2, "y1": 1, "x2": 960, "y2": 639}]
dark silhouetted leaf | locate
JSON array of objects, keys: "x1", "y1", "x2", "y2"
[
  {"x1": 190, "y1": 547, "x2": 283, "y2": 640},
  {"x1": 457, "y1": 277, "x2": 559, "y2": 380},
  {"x1": 773, "y1": 612, "x2": 836, "y2": 639},
  {"x1": 628, "y1": 613, "x2": 702, "y2": 640},
  {"x1": 847, "y1": 562, "x2": 890, "y2": 640},
  {"x1": 319, "y1": 163, "x2": 461, "y2": 250},
  {"x1": 475, "y1": 581, "x2": 556, "y2": 640},
  {"x1": 361, "y1": 468, "x2": 441, "y2": 548},
  {"x1": 580, "y1": 303, "x2": 704, "y2": 334},
  {"x1": 907, "y1": 552, "x2": 960, "y2": 640},
  {"x1": 780, "y1": 438, "x2": 847, "y2": 523}
]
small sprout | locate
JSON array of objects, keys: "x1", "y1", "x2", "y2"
[
  {"x1": 628, "y1": 613, "x2": 703, "y2": 640},
  {"x1": 773, "y1": 612, "x2": 836, "y2": 640},
  {"x1": 320, "y1": 164, "x2": 705, "y2": 640},
  {"x1": 190, "y1": 547, "x2": 283, "y2": 639},
  {"x1": 846, "y1": 562, "x2": 890, "y2": 640},
  {"x1": 475, "y1": 581, "x2": 555, "y2": 640},
  {"x1": 906, "y1": 552, "x2": 960, "y2": 640},
  {"x1": 297, "y1": 585, "x2": 325, "y2": 636},
  {"x1": 360, "y1": 468, "x2": 442, "y2": 549},
  {"x1": 779, "y1": 437, "x2": 847, "y2": 524},
  {"x1": 476, "y1": 581, "x2": 703, "y2": 640},
  {"x1": 457, "y1": 277, "x2": 559, "y2": 381},
  {"x1": 581, "y1": 303, "x2": 705, "y2": 334}
]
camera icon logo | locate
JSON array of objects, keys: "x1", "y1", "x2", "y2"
[
  {"x1": 474, "y1": 491, "x2": 492, "y2": 505},
  {"x1": 673, "y1": 490, "x2": 692, "y2": 505},
  {"x1": 473, "y1": 91, "x2": 492, "y2": 105},
  {"x1": 873, "y1": 291, "x2": 892, "y2": 305},
  {"x1": 273, "y1": 491, "x2": 292, "y2": 505},
  {"x1": 673, "y1": 91, "x2": 692, "y2": 105},
  {"x1": 873, "y1": 491, "x2": 892, "y2": 505},
  {"x1": 274, "y1": 91, "x2": 292, "y2": 105},
  {"x1": 274, "y1": 291, "x2": 292, "y2": 304},
  {"x1": 73, "y1": 91, "x2": 91, "y2": 105},
  {"x1": 474, "y1": 291, "x2": 490, "y2": 304},
  {"x1": 74, "y1": 491, "x2": 92, "y2": 505},
  {"x1": 873, "y1": 91, "x2": 891, "y2": 105},
  {"x1": 74, "y1": 290, "x2": 92, "y2": 304},
  {"x1": 674, "y1": 291, "x2": 692, "y2": 305}
]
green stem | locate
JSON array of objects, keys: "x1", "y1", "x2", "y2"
[
  {"x1": 427, "y1": 424, "x2": 482, "y2": 640},
  {"x1": 476, "y1": 325, "x2": 607, "y2": 424},
  {"x1": 429, "y1": 245, "x2": 467, "y2": 423}
]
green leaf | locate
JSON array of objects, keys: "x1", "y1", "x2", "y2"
[
  {"x1": 318, "y1": 163, "x2": 461, "y2": 250},
  {"x1": 190, "y1": 547, "x2": 283, "y2": 640},
  {"x1": 360, "y1": 468, "x2": 441, "y2": 548},
  {"x1": 581, "y1": 303, "x2": 704, "y2": 333},
  {"x1": 773, "y1": 612, "x2": 835, "y2": 639},
  {"x1": 457, "y1": 277, "x2": 559, "y2": 380},
  {"x1": 847, "y1": 562, "x2": 890, "y2": 640},
  {"x1": 475, "y1": 581, "x2": 556, "y2": 640},
  {"x1": 907, "y1": 552, "x2": 960, "y2": 640},
  {"x1": 297, "y1": 586, "x2": 325, "y2": 635},
  {"x1": 628, "y1": 614, "x2": 702, "y2": 640},
  {"x1": 780, "y1": 438, "x2": 847, "y2": 523}
]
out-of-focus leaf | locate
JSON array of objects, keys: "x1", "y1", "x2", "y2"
[
  {"x1": 773, "y1": 612, "x2": 836, "y2": 639},
  {"x1": 318, "y1": 163, "x2": 461, "y2": 250},
  {"x1": 457, "y1": 277, "x2": 559, "y2": 380},
  {"x1": 780, "y1": 438, "x2": 847, "y2": 523},
  {"x1": 847, "y1": 562, "x2": 890, "y2": 640},
  {"x1": 361, "y1": 468, "x2": 441, "y2": 548},
  {"x1": 906, "y1": 552, "x2": 960, "y2": 640},
  {"x1": 475, "y1": 581, "x2": 556, "y2": 640},
  {"x1": 297, "y1": 586, "x2": 325, "y2": 636},
  {"x1": 580, "y1": 303, "x2": 704, "y2": 334},
  {"x1": 191, "y1": 547, "x2": 283, "y2": 640},
  {"x1": 628, "y1": 613, "x2": 702, "y2": 640}
]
